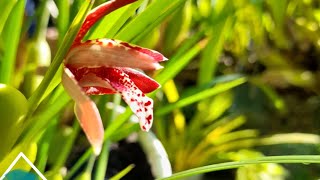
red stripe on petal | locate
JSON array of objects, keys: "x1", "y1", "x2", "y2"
[
  {"x1": 122, "y1": 68, "x2": 160, "y2": 93},
  {"x1": 119, "y1": 42, "x2": 168, "y2": 62},
  {"x1": 67, "y1": 39, "x2": 166, "y2": 70}
]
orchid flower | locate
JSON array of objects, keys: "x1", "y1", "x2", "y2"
[{"x1": 62, "y1": 0, "x2": 167, "y2": 155}]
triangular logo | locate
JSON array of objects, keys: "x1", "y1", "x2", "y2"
[{"x1": 0, "y1": 152, "x2": 47, "y2": 180}]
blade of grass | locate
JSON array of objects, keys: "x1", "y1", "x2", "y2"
[
  {"x1": 36, "y1": 118, "x2": 57, "y2": 172},
  {"x1": 22, "y1": 86, "x2": 71, "y2": 144},
  {"x1": 197, "y1": 0, "x2": 234, "y2": 85},
  {"x1": 156, "y1": 77, "x2": 246, "y2": 116},
  {"x1": 110, "y1": 164, "x2": 135, "y2": 180},
  {"x1": 115, "y1": 0, "x2": 187, "y2": 42},
  {"x1": 56, "y1": 0, "x2": 70, "y2": 45},
  {"x1": 130, "y1": 0, "x2": 187, "y2": 44},
  {"x1": 158, "y1": 155, "x2": 320, "y2": 180},
  {"x1": 155, "y1": 38, "x2": 205, "y2": 86},
  {"x1": 51, "y1": 119, "x2": 80, "y2": 173},
  {"x1": 86, "y1": 0, "x2": 144, "y2": 39},
  {"x1": 0, "y1": 0, "x2": 17, "y2": 36},
  {"x1": 94, "y1": 141, "x2": 111, "y2": 180},
  {"x1": 162, "y1": 80, "x2": 185, "y2": 133},
  {"x1": 0, "y1": 0, "x2": 25, "y2": 84},
  {"x1": 163, "y1": 1, "x2": 192, "y2": 54},
  {"x1": 198, "y1": 18, "x2": 231, "y2": 85}
]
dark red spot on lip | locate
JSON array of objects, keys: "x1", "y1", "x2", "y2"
[
  {"x1": 146, "y1": 115, "x2": 152, "y2": 124},
  {"x1": 142, "y1": 126, "x2": 146, "y2": 131},
  {"x1": 144, "y1": 101, "x2": 151, "y2": 106}
]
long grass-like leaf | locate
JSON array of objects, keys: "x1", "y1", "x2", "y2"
[
  {"x1": 115, "y1": 0, "x2": 187, "y2": 42},
  {"x1": 156, "y1": 77, "x2": 246, "y2": 116},
  {"x1": 87, "y1": 0, "x2": 143, "y2": 39},
  {"x1": 0, "y1": 0, "x2": 25, "y2": 84},
  {"x1": 158, "y1": 155, "x2": 320, "y2": 180},
  {"x1": 56, "y1": 0, "x2": 70, "y2": 45},
  {"x1": 197, "y1": 0, "x2": 234, "y2": 85},
  {"x1": 110, "y1": 164, "x2": 135, "y2": 180},
  {"x1": 155, "y1": 38, "x2": 205, "y2": 86},
  {"x1": 0, "y1": 1, "x2": 17, "y2": 36}
]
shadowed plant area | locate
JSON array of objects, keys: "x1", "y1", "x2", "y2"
[{"x1": 1, "y1": 0, "x2": 320, "y2": 179}]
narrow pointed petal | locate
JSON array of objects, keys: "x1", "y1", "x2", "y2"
[
  {"x1": 104, "y1": 68, "x2": 154, "y2": 131},
  {"x1": 122, "y1": 68, "x2": 160, "y2": 93},
  {"x1": 66, "y1": 39, "x2": 167, "y2": 70},
  {"x1": 74, "y1": 0, "x2": 137, "y2": 44},
  {"x1": 62, "y1": 68, "x2": 104, "y2": 155}
]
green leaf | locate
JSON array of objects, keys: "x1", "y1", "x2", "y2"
[
  {"x1": 268, "y1": 0, "x2": 287, "y2": 27},
  {"x1": 0, "y1": 0, "x2": 25, "y2": 84},
  {"x1": 0, "y1": 0, "x2": 18, "y2": 36},
  {"x1": 156, "y1": 76, "x2": 246, "y2": 116},
  {"x1": 86, "y1": 0, "x2": 144, "y2": 39},
  {"x1": 115, "y1": 0, "x2": 187, "y2": 42},
  {"x1": 56, "y1": 0, "x2": 70, "y2": 45},
  {"x1": 197, "y1": 0, "x2": 234, "y2": 85},
  {"x1": 163, "y1": 0, "x2": 192, "y2": 54},
  {"x1": 22, "y1": 86, "x2": 71, "y2": 143},
  {"x1": 155, "y1": 31, "x2": 205, "y2": 86},
  {"x1": 197, "y1": 18, "x2": 231, "y2": 84},
  {"x1": 158, "y1": 155, "x2": 320, "y2": 180},
  {"x1": 110, "y1": 164, "x2": 135, "y2": 180}
]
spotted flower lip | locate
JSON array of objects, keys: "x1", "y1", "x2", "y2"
[{"x1": 62, "y1": 0, "x2": 167, "y2": 155}]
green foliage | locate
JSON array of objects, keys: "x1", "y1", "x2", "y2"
[{"x1": 0, "y1": 84, "x2": 28, "y2": 160}]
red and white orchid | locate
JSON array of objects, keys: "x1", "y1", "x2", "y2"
[{"x1": 62, "y1": 0, "x2": 167, "y2": 155}]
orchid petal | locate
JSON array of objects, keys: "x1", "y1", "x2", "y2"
[
  {"x1": 66, "y1": 39, "x2": 167, "y2": 70},
  {"x1": 71, "y1": 66, "x2": 160, "y2": 94},
  {"x1": 62, "y1": 68, "x2": 104, "y2": 155},
  {"x1": 122, "y1": 68, "x2": 160, "y2": 93},
  {"x1": 104, "y1": 68, "x2": 154, "y2": 131},
  {"x1": 74, "y1": 0, "x2": 137, "y2": 44},
  {"x1": 78, "y1": 73, "x2": 116, "y2": 95}
]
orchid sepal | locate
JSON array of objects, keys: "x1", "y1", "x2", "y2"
[
  {"x1": 62, "y1": 68, "x2": 104, "y2": 155},
  {"x1": 67, "y1": 39, "x2": 167, "y2": 70}
]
